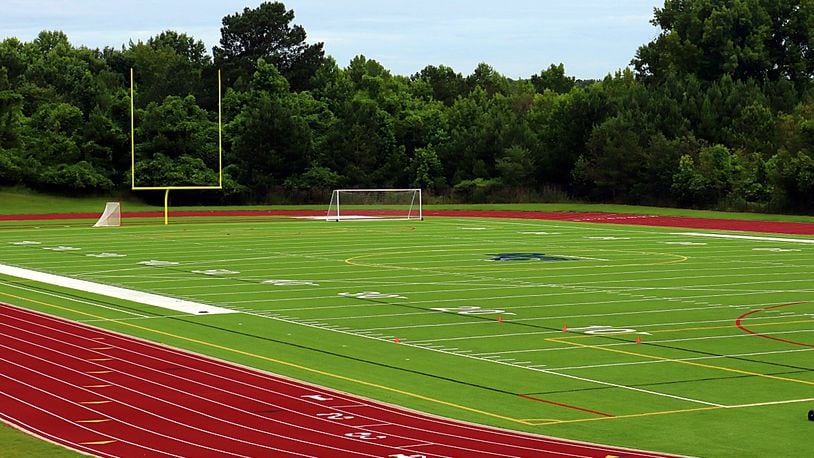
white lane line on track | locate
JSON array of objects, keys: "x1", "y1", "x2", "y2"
[
  {"x1": 1, "y1": 306, "x2": 592, "y2": 458},
  {"x1": 0, "y1": 369, "x2": 250, "y2": 457},
  {"x1": 0, "y1": 394, "x2": 181, "y2": 458}
]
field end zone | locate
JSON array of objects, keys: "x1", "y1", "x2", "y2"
[{"x1": 0, "y1": 263, "x2": 234, "y2": 315}]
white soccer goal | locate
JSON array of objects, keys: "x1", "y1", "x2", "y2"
[
  {"x1": 326, "y1": 189, "x2": 423, "y2": 221},
  {"x1": 93, "y1": 202, "x2": 121, "y2": 227}
]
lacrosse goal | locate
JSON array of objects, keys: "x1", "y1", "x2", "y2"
[{"x1": 93, "y1": 202, "x2": 121, "y2": 227}]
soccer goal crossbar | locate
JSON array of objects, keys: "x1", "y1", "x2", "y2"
[{"x1": 326, "y1": 189, "x2": 423, "y2": 221}]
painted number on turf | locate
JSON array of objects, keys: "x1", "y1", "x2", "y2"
[
  {"x1": 431, "y1": 306, "x2": 515, "y2": 316},
  {"x1": 339, "y1": 291, "x2": 406, "y2": 299},
  {"x1": 569, "y1": 325, "x2": 650, "y2": 336}
]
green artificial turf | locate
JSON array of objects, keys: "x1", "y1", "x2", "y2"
[{"x1": 1, "y1": 208, "x2": 813, "y2": 456}]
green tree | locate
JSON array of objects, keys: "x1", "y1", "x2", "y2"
[
  {"x1": 410, "y1": 146, "x2": 446, "y2": 190},
  {"x1": 225, "y1": 60, "x2": 327, "y2": 197},
  {"x1": 214, "y1": 1, "x2": 325, "y2": 91},
  {"x1": 529, "y1": 84, "x2": 609, "y2": 187},
  {"x1": 530, "y1": 63, "x2": 576, "y2": 94},
  {"x1": 671, "y1": 144, "x2": 742, "y2": 206},
  {"x1": 466, "y1": 63, "x2": 509, "y2": 95},
  {"x1": 412, "y1": 65, "x2": 468, "y2": 105},
  {"x1": 125, "y1": 31, "x2": 211, "y2": 107},
  {"x1": 634, "y1": 0, "x2": 814, "y2": 91},
  {"x1": 0, "y1": 69, "x2": 23, "y2": 149},
  {"x1": 766, "y1": 150, "x2": 814, "y2": 211},
  {"x1": 133, "y1": 95, "x2": 219, "y2": 187}
]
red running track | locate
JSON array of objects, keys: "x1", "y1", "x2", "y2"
[
  {"x1": 0, "y1": 303, "x2": 678, "y2": 457},
  {"x1": 5, "y1": 209, "x2": 814, "y2": 236}
]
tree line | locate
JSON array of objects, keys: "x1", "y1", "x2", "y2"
[{"x1": 1, "y1": 0, "x2": 813, "y2": 212}]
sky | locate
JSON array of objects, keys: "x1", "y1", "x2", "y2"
[{"x1": 1, "y1": 0, "x2": 663, "y2": 79}]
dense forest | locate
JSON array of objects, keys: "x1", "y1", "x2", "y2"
[{"x1": 1, "y1": 0, "x2": 813, "y2": 212}]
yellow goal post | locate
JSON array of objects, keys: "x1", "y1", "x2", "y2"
[{"x1": 130, "y1": 68, "x2": 223, "y2": 224}]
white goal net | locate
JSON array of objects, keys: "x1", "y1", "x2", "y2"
[
  {"x1": 326, "y1": 189, "x2": 423, "y2": 221},
  {"x1": 93, "y1": 202, "x2": 121, "y2": 227}
]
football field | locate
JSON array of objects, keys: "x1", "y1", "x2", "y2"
[{"x1": 1, "y1": 213, "x2": 813, "y2": 456}]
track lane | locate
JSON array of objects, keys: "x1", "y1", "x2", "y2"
[{"x1": 1, "y1": 302, "x2": 676, "y2": 457}]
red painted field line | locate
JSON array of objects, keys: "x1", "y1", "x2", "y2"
[
  {"x1": 735, "y1": 302, "x2": 814, "y2": 348},
  {"x1": 517, "y1": 394, "x2": 615, "y2": 418}
]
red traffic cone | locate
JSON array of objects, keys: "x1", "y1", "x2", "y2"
[
  {"x1": 562, "y1": 324, "x2": 568, "y2": 332},
  {"x1": 394, "y1": 336, "x2": 400, "y2": 343},
  {"x1": 636, "y1": 336, "x2": 641, "y2": 344}
]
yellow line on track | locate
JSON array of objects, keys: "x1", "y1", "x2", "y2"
[{"x1": 0, "y1": 292, "x2": 531, "y2": 425}]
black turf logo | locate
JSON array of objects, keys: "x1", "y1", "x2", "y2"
[{"x1": 487, "y1": 253, "x2": 574, "y2": 262}]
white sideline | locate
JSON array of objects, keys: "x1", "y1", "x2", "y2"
[
  {"x1": 674, "y1": 232, "x2": 814, "y2": 244},
  {"x1": 0, "y1": 263, "x2": 234, "y2": 315}
]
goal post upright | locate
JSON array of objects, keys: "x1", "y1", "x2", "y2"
[{"x1": 130, "y1": 68, "x2": 223, "y2": 225}]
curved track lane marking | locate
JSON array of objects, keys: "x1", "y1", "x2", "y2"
[{"x1": 1, "y1": 302, "x2": 676, "y2": 457}]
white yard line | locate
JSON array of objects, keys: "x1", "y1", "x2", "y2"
[
  {"x1": 548, "y1": 348, "x2": 814, "y2": 371},
  {"x1": 231, "y1": 308, "x2": 724, "y2": 408}
]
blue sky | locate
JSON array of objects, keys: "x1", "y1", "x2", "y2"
[{"x1": 1, "y1": 0, "x2": 663, "y2": 79}]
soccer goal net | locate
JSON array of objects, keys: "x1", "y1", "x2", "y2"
[
  {"x1": 93, "y1": 202, "x2": 121, "y2": 227},
  {"x1": 326, "y1": 189, "x2": 423, "y2": 221}
]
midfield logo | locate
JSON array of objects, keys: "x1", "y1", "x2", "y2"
[{"x1": 486, "y1": 253, "x2": 574, "y2": 262}]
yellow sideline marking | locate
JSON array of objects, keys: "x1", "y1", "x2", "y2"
[
  {"x1": 80, "y1": 401, "x2": 112, "y2": 405},
  {"x1": 76, "y1": 419, "x2": 110, "y2": 424},
  {"x1": 528, "y1": 397, "x2": 814, "y2": 426},
  {"x1": 529, "y1": 406, "x2": 722, "y2": 425},
  {"x1": 548, "y1": 338, "x2": 814, "y2": 387},
  {"x1": 85, "y1": 370, "x2": 112, "y2": 374},
  {"x1": 0, "y1": 292, "x2": 529, "y2": 425},
  {"x1": 521, "y1": 419, "x2": 563, "y2": 425},
  {"x1": 80, "y1": 440, "x2": 116, "y2": 445}
]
